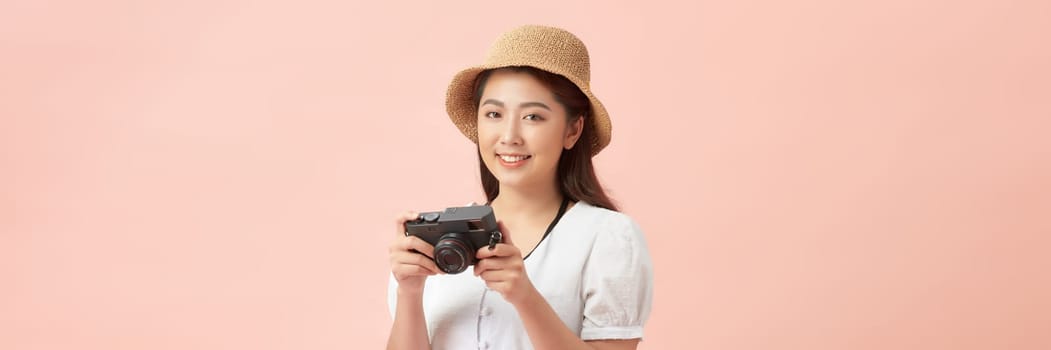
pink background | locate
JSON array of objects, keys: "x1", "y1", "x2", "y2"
[{"x1": 3, "y1": 1, "x2": 1049, "y2": 349}]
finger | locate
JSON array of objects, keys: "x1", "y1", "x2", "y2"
[
  {"x1": 473, "y1": 256, "x2": 522, "y2": 277},
  {"x1": 394, "y1": 211, "x2": 420, "y2": 237},
  {"x1": 473, "y1": 257, "x2": 502, "y2": 276},
  {"x1": 400, "y1": 235, "x2": 435, "y2": 259},
  {"x1": 476, "y1": 245, "x2": 496, "y2": 259},
  {"x1": 476, "y1": 243, "x2": 519, "y2": 259},
  {"x1": 392, "y1": 243, "x2": 437, "y2": 272},
  {"x1": 391, "y1": 251, "x2": 443, "y2": 275},
  {"x1": 388, "y1": 235, "x2": 431, "y2": 257},
  {"x1": 474, "y1": 263, "x2": 501, "y2": 279},
  {"x1": 393, "y1": 263, "x2": 437, "y2": 278},
  {"x1": 479, "y1": 269, "x2": 520, "y2": 283},
  {"x1": 393, "y1": 263, "x2": 434, "y2": 277}
]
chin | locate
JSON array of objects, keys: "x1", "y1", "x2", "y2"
[{"x1": 490, "y1": 172, "x2": 527, "y2": 187}]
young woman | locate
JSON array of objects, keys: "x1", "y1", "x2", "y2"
[{"x1": 386, "y1": 25, "x2": 653, "y2": 350}]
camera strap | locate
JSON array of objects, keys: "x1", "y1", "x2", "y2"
[{"x1": 522, "y1": 197, "x2": 570, "y2": 260}]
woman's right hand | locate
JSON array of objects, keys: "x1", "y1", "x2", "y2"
[{"x1": 388, "y1": 211, "x2": 443, "y2": 296}]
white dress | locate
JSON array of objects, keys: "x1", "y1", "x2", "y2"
[{"x1": 388, "y1": 201, "x2": 654, "y2": 349}]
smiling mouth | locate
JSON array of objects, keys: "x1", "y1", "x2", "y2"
[{"x1": 497, "y1": 154, "x2": 532, "y2": 163}]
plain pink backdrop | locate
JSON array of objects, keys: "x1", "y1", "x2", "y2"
[{"x1": 2, "y1": 1, "x2": 1049, "y2": 349}]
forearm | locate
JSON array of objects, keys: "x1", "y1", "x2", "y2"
[
  {"x1": 386, "y1": 289, "x2": 431, "y2": 350},
  {"x1": 513, "y1": 289, "x2": 594, "y2": 350}
]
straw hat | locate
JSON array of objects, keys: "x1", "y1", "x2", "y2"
[{"x1": 445, "y1": 25, "x2": 612, "y2": 156}]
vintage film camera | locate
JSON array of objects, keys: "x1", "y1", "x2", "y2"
[{"x1": 404, "y1": 205, "x2": 502, "y2": 274}]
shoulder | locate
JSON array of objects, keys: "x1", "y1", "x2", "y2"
[{"x1": 571, "y1": 202, "x2": 646, "y2": 244}]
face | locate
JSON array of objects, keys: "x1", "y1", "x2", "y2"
[{"x1": 476, "y1": 70, "x2": 583, "y2": 191}]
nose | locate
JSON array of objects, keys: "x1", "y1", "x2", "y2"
[{"x1": 498, "y1": 117, "x2": 523, "y2": 145}]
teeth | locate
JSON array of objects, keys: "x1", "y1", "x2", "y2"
[{"x1": 499, "y1": 154, "x2": 530, "y2": 162}]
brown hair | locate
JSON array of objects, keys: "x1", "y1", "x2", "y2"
[{"x1": 473, "y1": 66, "x2": 618, "y2": 211}]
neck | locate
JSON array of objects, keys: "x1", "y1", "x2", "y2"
[{"x1": 492, "y1": 181, "x2": 564, "y2": 219}]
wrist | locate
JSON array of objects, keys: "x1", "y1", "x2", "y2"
[
  {"x1": 509, "y1": 284, "x2": 542, "y2": 309},
  {"x1": 396, "y1": 285, "x2": 425, "y2": 299}
]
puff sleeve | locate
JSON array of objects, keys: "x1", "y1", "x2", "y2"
[{"x1": 579, "y1": 214, "x2": 654, "y2": 340}]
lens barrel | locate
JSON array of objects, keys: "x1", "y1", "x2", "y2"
[{"x1": 433, "y1": 233, "x2": 475, "y2": 274}]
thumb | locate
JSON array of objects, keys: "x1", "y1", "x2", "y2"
[{"x1": 496, "y1": 220, "x2": 513, "y2": 246}]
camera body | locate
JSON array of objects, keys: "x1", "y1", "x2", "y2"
[{"x1": 404, "y1": 205, "x2": 501, "y2": 274}]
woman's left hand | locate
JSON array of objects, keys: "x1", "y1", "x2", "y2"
[{"x1": 474, "y1": 222, "x2": 537, "y2": 305}]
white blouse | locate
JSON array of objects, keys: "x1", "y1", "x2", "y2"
[{"x1": 388, "y1": 201, "x2": 654, "y2": 349}]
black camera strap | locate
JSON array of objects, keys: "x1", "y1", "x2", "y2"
[{"x1": 523, "y1": 197, "x2": 570, "y2": 260}]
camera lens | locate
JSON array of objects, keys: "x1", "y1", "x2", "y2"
[
  {"x1": 436, "y1": 250, "x2": 464, "y2": 270},
  {"x1": 433, "y1": 233, "x2": 474, "y2": 274}
]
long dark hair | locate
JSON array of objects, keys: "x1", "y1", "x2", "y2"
[{"x1": 473, "y1": 66, "x2": 618, "y2": 211}]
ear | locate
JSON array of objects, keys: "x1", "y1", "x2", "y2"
[{"x1": 563, "y1": 115, "x2": 585, "y2": 150}]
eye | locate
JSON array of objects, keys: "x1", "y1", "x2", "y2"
[
  {"x1": 485, "y1": 111, "x2": 500, "y2": 119},
  {"x1": 523, "y1": 114, "x2": 543, "y2": 121}
]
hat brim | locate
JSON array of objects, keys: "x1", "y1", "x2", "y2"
[{"x1": 445, "y1": 64, "x2": 612, "y2": 156}]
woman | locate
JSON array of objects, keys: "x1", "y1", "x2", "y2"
[{"x1": 387, "y1": 25, "x2": 653, "y2": 350}]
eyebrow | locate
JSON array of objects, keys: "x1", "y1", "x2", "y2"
[{"x1": 481, "y1": 99, "x2": 552, "y2": 111}]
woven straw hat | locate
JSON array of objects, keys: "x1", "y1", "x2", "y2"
[{"x1": 445, "y1": 25, "x2": 612, "y2": 156}]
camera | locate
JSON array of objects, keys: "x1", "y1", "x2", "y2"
[{"x1": 404, "y1": 205, "x2": 502, "y2": 274}]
